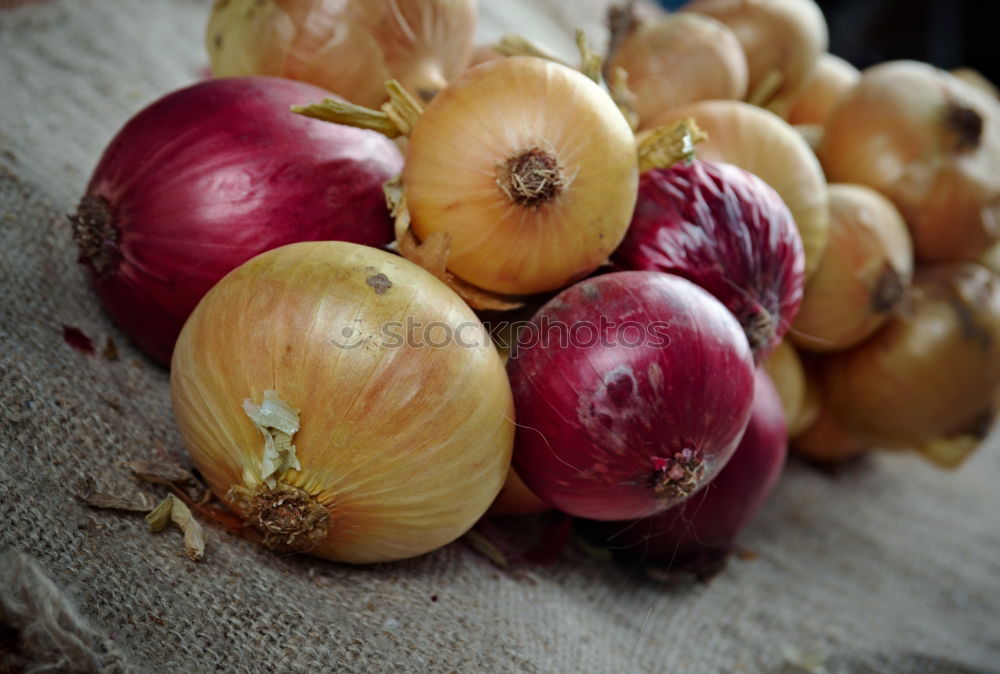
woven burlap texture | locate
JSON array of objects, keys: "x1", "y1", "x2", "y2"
[{"x1": 1, "y1": 1, "x2": 999, "y2": 672}]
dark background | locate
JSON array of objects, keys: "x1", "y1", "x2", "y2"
[{"x1": 660, "y1": 0, "x2": 1000, "y2": 85}]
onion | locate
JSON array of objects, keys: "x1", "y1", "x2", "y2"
[
  {"x1": 591, "y1": 367, "x2": 786, "y2": 569},
  {"x1": 824, "y1": 262, "x2": 1000, "y2": 449},
  {"x1": 609, "y1": 12, "x2": 748, "y2": 128},
  {"x1": 645, "y1": 100, "x2": 830, "y2": 278},
  {"x1": 685, "y1": 0, "x2": 827, "y2": 109},
  {"x1": 295, "y1": 56, "x2": 639, "y2": 298},
  {"x1": 487, "y1": 469, "x2": 550, "y2": 516},
  {"x1": 763, "y1": 339, "x2": 807, "y2": 433},
  {"x1": 170, "y1": 242, "x2": 514, "y2": 563},
  {"x1": 791, "y1": 184, "x2": 914, "y2": 352},
  {"x1": 69, "y1": 77, "x2": 402, "y2": 365},
  {"x1": 614, "y1": 159, "x2": 803, "y2": 358},
  {"x1": 507, "y1": 271, "x2": 755, "y2": 521},
  {"x1": 207, "y1": 0, "x2": 476, "y2": 106},
  {"x1": 790, "y1": 366, "x2": 867, "y2": 465},
  {"x1": 819, "y1": 60, "x2": 1000, "y2": 262},
  {"x1": 786, "y1": 53, "x2": 860, "y2": 126}
]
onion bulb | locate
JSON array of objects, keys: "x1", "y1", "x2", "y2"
[
  {"x1": 507, "y1": 271, "x2": 755, "y2": 521},
  {"x1": 791, "y1": 395, "x2": 868, "y2": 466},
  {"x1": 646, "y1": 100, "x2": 830, "y2": 278},
  {"x1": 588, "y1": 367, "x2": 786, "y2": 569},
  {"x1": 170, "y1": 242, "x2": 514, "y2": 563},
  {"x1": 613, "y1": 159, "x2": 804, "y2": 357},
  {"x1": 819, "y1": 60, "x2": 1000, "y2": 262},
  {"x1": 763, "y1": 339, "x2": 807, "y2": 433},
  {"x1": 786, "y1": 53, "x2": 860, "y2": 126},
  {"x1": 487, "y1": 469, "x2": 550, "y2": 516},
  {"x1": 70, "y1": 76, "x2": 402, "y2": 365},
  {"x1": 206, "y1": 0, "x2": 476, "y2": 106},
  {"x1": 295, "y1": 56, "x2": 639, "y2": 298},
  {"x1": 791, "y1": 184, "x2": 914, "y2": 352},
  {"x1": 685, "y1": 0, "x2": 827, "y2": 109},
  {"x1": 609, "y1": 12, "x2": 748, "y2": 128},
  {"x1": 824, "y1": 262, "x2": 1000, "y2": 449}
]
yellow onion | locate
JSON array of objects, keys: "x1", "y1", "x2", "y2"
[
  {"x1": 206, "y1": 0, "x2": 476, "y2": 106},
  {"x1": 487, "y1": 469, "x2": 550, "y2": 516},
  {"x1": 824, "y1": 262, "x2": 1000, "y2": 450},
  {"x1": 791, "y1": 394, "x2": 868, "y2": 466},
  {"x1": 819, "y1": 61, "x2": 1000, "y2": 262},
  {"x1": 647, "y1": 99, "x2": 829, "y2": 277},
  {"x1": 609, "y1": 12, "x2": 748, "y2": 128},
  {"x1": 170, "y1": 242, "x2": 514, "y2": 563},
  {"x1": 296, "y1": 56, "x2": 639, "y2": 298},
  {"x1": 685, "y1": 0, "x2": 827, "y2": 109},
  {"x1": 786, "y1": 53, "x2": 860, "y2": 126},
  {"x1": 951, "y1": 67, "x2": 999, "y2": 100},
  {"x1": 792, "y1": 184, "x2": 914, "y2": 352},
  {"x1": 762, "y1": 339, "x2": 806, "y2": 434}
]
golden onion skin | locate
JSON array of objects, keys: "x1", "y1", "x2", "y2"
[
  {"x1": 403, "y1": 56, "x2": 639, "y2": 295},
  {"x1": 824, "y1": 262, "x2": 1000, "y2": 446},
  {"x1": 170, "y1": 242, "x2": 514, "y2": 563}
]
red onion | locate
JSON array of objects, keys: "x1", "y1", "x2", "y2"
[
  {"x1": 507, "y1": 271, "x2": 755, "y2": 521},
  {"x1": 70, "y1": 76, "x2": 403, "y2": 364},
  {"x1": 591, "y1": 367, "x2": 787, "y2": 569},
  {"x1": 613, "y1": 160, "x2": 805, "y2": 358}
]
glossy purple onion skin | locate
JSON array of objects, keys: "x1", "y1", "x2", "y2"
[
  {"x1": 595, "y1": 367, "x2": 787, "y2": 565},
  {"x1": 507, "y1": 271, "x2": 756, "y2": 521},
  {"x1": 613, "y1": 160, "x2": 805, "y2": 359},
  {"x1": 78, "y1": 76, "x2": 403, "y2": 364}
]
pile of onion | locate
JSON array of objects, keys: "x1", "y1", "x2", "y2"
[
  {"x1": 70, "y1": 76, "x2": 402, "y2": 365},
  {"x1": 608, "y1": 12, "x2": 747, "y2": 128},
  {"x1": 791, "y1": 184, "x2": 914, "y2": 352},
  {"x1": 823, "y1": 262, "x2": 1000, "y2": 456},
  {"x1": 588, "y1": 367, "x2": 787, "y2": 569},
  {"x1": 294, "y1": 56, "x2": 640, "y2": 301},
  {"x1": 206, "y1": 0, "x2": 476, "y2": 106},
  {"x1": 614, "y1": 159, "x2": 804, "y2": 358},
  {"x1": 170, "y1": 242, "x2": 514, "y2": 563},
  {"x1": 819, "y1": 60, "x2": 1000, "y2": 262},
  {"x1": 685, "y1": 0, "x2": 827, "y2": 109},
  {"x1": 645, "y1": 100, "x2": 830, "y2": 279},
  {"x1": 507, "y1": 271, "x2": 756, "y2": 521}
]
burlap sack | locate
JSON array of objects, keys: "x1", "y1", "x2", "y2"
[{"x1": 1, "y1": 1, "x2": 998, "y2": 672}]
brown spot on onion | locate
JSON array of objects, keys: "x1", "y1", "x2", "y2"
[
  {"x1": 230, "y1": 483, "x2": 329, "y2": 553},
  {"x1": 69, "y1": 195, "x2": 119, "y2": 275},
  {"x1": 366, "y1": 272, "x2": 392, "y2": 295},
  {"x1": 944, "y1": 102, "x2": 983, "y2": 152}
]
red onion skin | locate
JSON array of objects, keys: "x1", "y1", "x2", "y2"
[
  {"x1": 508, "y1": 271, "x2": 756, "y2": 521},
  {"x1": 593, "y1": 367, "x2": 787, "y2": 566},
  {"x1": 74, "y1": 76, "x2": 403, "y2": 364},
  {"x1": 613, "y1": 160, "x2": 805, "y2": 359}
]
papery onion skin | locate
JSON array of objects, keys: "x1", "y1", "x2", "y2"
[
  {"x1": 786, "y1": 53, "x2": 860, "y2": 126},
  {"x1": 685, "y1": 0, "x2": 827, "y2": 108},
  {"x1": 507, "y1": 271, "x2": 755, "y2": 521},
  {"x1": 763, "y1": 339, "x2": 807, "y2": 434},
  {"x1": 819, "y1": 60, "x2": 1000, "y2": 262},
  {"x1": 70, "y1": 77, "x2": 402, "y2": 365},
  {"x1": 824, "y1": 262, "x2": 1000, "y2": 447},
  {"x1": 590, "y1": 367, "x2": 786, "y2": 567},
  {"x1": 207, "y1": 0, "x2": 476, "y2": 106},
  {"x1": 646, "y1": 100, "x2": 829, "y2": 279},
  {"x1": 403, "y1": 57, "x2": 639, "y2": 295},
  {"x1": 791, "y1": 184, "x2": 914, "y2": 352},
  {"x1": 613, "y1": 159, "x2": 804, "y2": 358},
  {"x1": 170, "y1": 242, "x2": 514, "y2": 564},
  {"x1": 610, "y1": 13, "x2": 748, "y2": 127}
]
